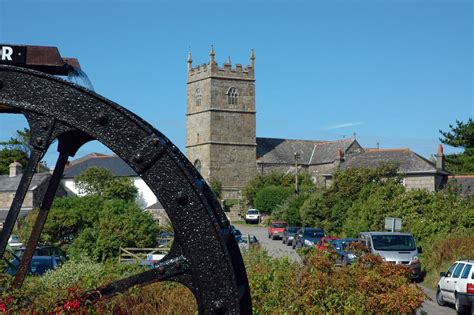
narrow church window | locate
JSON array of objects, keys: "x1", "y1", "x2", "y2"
[
  {"x1": 226, "y1": 87, "x2": 238, "y2": 105},
  {"x1": 195, "y1": 88, "x2": 202, "y2": 107},
  {"x1": 194, "y1": 159, "x2": 202, "y2": 173}
]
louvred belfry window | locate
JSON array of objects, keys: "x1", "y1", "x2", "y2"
[{"x1": 227, "y1": 87, "x2": 238, "y2": 105}]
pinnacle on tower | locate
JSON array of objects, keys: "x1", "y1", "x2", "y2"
[
  {"x1": 250, "y1": 49, "x2": 255, "y2": 68},
  {"x1": 187, "y1": 48, "x2": 193, "y2": 72},
  {"x1": 209, "y1": 45, "x2": 215, "y2": 60},
  {"x1": 209, "y1": 45, "x2": 217, "y2": 72}
]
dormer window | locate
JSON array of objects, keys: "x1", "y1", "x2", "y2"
[
  {"x1": 226, "y1": 87, "x2": 238, "y2": 105},
  {"x1": 195, "y1": 88, "x2": 202, "y2": 107}
]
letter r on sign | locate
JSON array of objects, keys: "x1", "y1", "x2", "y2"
[{"x1": 1, "y1": 46, "x2": 13, "y2": 61}]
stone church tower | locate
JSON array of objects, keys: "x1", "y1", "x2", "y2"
[{"x1": 186, "y1": 47, "x2": 256, "y2": 199}]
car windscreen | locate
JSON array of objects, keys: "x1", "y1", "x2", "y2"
[
  {"x1": 247, "y1": 210, "x2": 258, "y2": 215},
  {"x1": 237, "y1": 235, "x2": 258, "y2": 243},
  {"x1": 303, "y1": 229, "x2": 324, "y2": 238},
  {"x1": 30, "y1": 259, "x2": 54, "y2": 275},
  {"x1": 371, "y1": 235, "x2": 416, "y2": 251},
  {"x1": 287, "y1": 227, "x2": 299, "y2": 233},
  {"x1": 339, "y1": 240, "x2": 359, "y2": 250},
  {"x1": 272, "y1": 223, "x2": 287, "y2": 228}
]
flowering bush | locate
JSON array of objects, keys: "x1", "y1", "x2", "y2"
[
  {"x1": 245, "y1": 246, "x2": 425, "y2": 314},
  {"x1": 0, "y1": 247, "x2": 424, "y2": 313}
]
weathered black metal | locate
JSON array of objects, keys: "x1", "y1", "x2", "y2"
[
  {"x1": 0, "y1": 44, "x2": 80, "y2": 75},
  {"x1": 0, "y1": 64, "x2": 252, "y2": 314},
  {"x1": 14, "y1": 130, "x2": 94, "y2": 288}
]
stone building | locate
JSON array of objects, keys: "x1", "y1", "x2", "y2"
[
  {"x1": 186, "y1": 47, "x2": 256, "y2": 199},
  {"x1": 185, "y1": 48, "x2": 454, "y2": 199},
  {"x1": 0, "y1": 161, "x2": 66, "y2": 228}
]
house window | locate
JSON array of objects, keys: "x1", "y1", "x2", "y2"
[
  {"x1": 195, "y1": 88, "x2": 202, "y2": 107},
  {"x1": 194, "y1": 159, "x2": 202, "y2": 173},
  {"x1": 226, "y1": 87, "x2": 238, "y2": 105}
]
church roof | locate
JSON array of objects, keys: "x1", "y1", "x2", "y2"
[
  {"x1": 339, "y1": 148, "x2": 440, "y2": 173},
  {"x1": 63, "y1": 154, "x2": 137, "y2": 178},
  {"x1": 0, "y1": 172, "x2": 51, "y2": 192},
  {"x1": 256, "y1": 137, "x2": 356, "y2": 165}
]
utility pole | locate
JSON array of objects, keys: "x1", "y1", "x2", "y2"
[{"x1": 294, "y1": 152, "x2": 300, "y2": 194}]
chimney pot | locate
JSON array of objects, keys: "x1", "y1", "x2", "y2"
[
  {"x1": 9, "y1": 161, "x2": 23, "y2": 177},
  {"x1": 436, "y1": 144, "x2": 445, "y2": 170}
]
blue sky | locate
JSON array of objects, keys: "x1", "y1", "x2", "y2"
[{"x1": 0, "y1": 0, "x2": 472, "y2": 167}]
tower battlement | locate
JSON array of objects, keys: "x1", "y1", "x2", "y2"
[{"x1": 187, "y1": 47, "x2": 255, "y2": 83}]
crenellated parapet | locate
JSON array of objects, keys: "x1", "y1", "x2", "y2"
[{"x1": 187, "y1": 47, "x2": 255, "y2": 83}]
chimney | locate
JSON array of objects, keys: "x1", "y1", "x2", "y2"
[
  {"x1": 436, "y1": 144, "x2": 445, "y2": 170},
  {"x1": 334, "y1": 149, "x2": 344, "y2": 166},
  {"x1": 9, "y1": 161, "x2": 23, "y2": 177}
]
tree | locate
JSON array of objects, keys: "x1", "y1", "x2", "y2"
[
  {"x1": 0, "y1": 128, "x2": 32, "y2": 155},
  {"x1": 439, "y1": 118, "x2": 474, "y2": 174},
  {"x1": 17, "y1": 167, "x2": 155, "y2": 261},
  {"x1": 18, "y1": 195, "x2": 159, "y2": 262},
  {"x1": 75, "y1": 167, "x2": 137, "y2": 201},
  {"x1": 0, "y1": 148, "x2": 28, "y2": 175},
  {"x1": 209, "y1": 178, "x2": 222, "y2": 199},
  {"x1": 254, "y1": 185, "x2": 292, "y2": 214},
  {"x1": 243, "y1": 171, "x2": 315, "y2": 207}
]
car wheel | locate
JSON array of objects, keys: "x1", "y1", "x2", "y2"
[
  {"x1": 271, "y1": 234, "x2": 276, "y2": 240},
  {"x1": 292, "y1": 241, "x2": 296, "y2": 249},
  {"x1": 436, "y1": 288, "x2": 446, "y2": 306},
  {"x1": 455, "y1": 293, "x2": 470, "y2": 315},
  {"x1": 282, "y1": 238, "x2": 285, "y2": 244}
]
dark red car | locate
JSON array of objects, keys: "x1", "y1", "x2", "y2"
[
  {"x1": 315, "y1": 236, "x2": 340, "y2": 251},
  {"x1": 267, "y1": 221, "x2": 288, "y2": 240}
]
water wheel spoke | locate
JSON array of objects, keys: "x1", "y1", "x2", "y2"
[
  {"x1": 0, "y1": 147, "x2": 45, "y2": 258},
  {"x1": 79, "y1": 256, "x2": 190, "y2": 304},
  {"x1": 13, "y1": 150, "x2": 69, "y2": 287}
]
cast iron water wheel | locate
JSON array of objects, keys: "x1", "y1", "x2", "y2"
[{"x1": 0, "y1": 64, "x2": 252, "y2": 314}]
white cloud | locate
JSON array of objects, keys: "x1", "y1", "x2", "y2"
[{"x1": 323, "y1": 122, "x2": 364, "y2": 130}]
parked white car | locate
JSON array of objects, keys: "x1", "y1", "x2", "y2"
[
  {"x1": 437, "y1": 259, "x2": 474, "y2": 314},
  {"x1": 8, "y1": 235, "x2": 23, "y2": 248},
  {"x1": 245, "y1": 209, "x2": 260, "y2": 224}
]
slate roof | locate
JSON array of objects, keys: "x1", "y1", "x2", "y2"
[
  {"x1": 0, "y1": 172, "x2": 51, "y2": 192},
  {"x1": 448, "y1": 176, "x2": 474, "y2": 196},
  {"x1": 0, "y1": 209, "x2": 31, "y2": 221},
  {"x1": 146, "y1": 201, "x2": 164, "y2": 210},
  {"x1": 256, "y1": 137, "x2": 356, "y2": 165},
  {"x1": 340, "y1": 149, "x2": 441, "y2": 173},
  {"x1": 63, "y1": 153, "x2": 137, "y2": 178}
]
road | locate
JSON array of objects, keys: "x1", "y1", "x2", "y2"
[{"x1": 236, "y1": 223, "x2": 462, "y2": 315}]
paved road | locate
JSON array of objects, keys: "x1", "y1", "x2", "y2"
[
  {"x1": 236, "y1": 223, "x2": 462, "y2": 315},
  {"x1": 236, "y1": 223, "x2": 300, "y2": 262}
]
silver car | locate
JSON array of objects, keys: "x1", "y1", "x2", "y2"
[{"x1": 359, "y1": 232, "x2": 422, "y2": 280}]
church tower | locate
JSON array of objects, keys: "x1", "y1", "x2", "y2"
[{"x1": 186, "y1": 47, "x2": 256, "y2": 199}]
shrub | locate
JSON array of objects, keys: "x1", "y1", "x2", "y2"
[
  {"x1": 254, "y1": 185, "x2": 292, "y2": 214},
  {"x1": 422, "y1": 234, "x2": 474, "y2": 288},
  {"x1": 244, "y1": 246, "x2": 424, "y2": 313}
]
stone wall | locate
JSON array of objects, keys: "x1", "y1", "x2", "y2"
[
  {"x1": 404, "y1": 175, "x2": 435, "y2": 191},
  {"x1": 0, "y1": 191, "x2": 33, "y2": 209}
]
